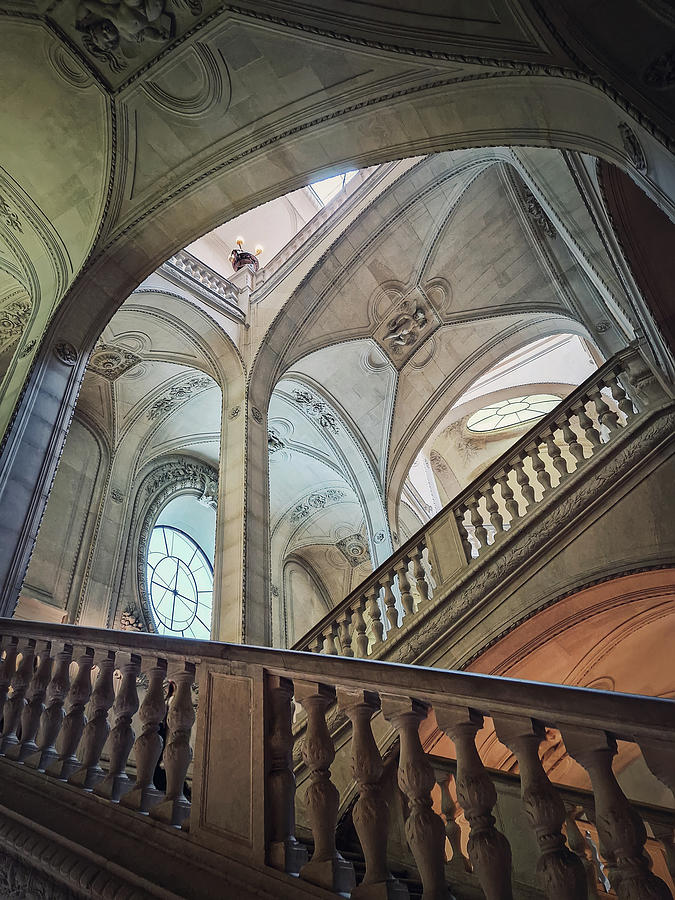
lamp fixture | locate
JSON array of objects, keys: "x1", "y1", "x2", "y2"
[{"x1": 229, "y1": 237, "x2": 261, "y2": 272}]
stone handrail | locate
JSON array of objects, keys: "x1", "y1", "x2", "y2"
[
  {"x1": 161, "y1": 249, "x2": 245, "y2": 322},
  {"x1": 0, "y1": 618, "x2": 674, "y2": 898},
  {"x1": 293, "y1": 342, "x2": 672, "y2": 659}
]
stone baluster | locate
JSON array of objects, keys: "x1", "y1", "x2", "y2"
[
  {"x1": 0, "y1": 639, "x2": 36, "y2": 755},
  {"x1": 649, "y1": 821, "x2": 675, "y2": 882},
  {"x1": 25, "y1": 641, "x2": 73, "y2": 772},
  {"x1": 436, "y1": 707, "x2": 512, "y2": 900},
  {"x1": 513, "y1": 455, "x2": 536, "y2": 514},
  {"x1": 639, "y1": 740, "x2": 675, "y2": 802},
  {"x1": 352, "y1": 599, "x2": 370, "y2": 658},
  {"x1": 588, "y1": 387, "x2": 618, "y2": 436},
  {"x1": 573, "y1": 400, "x2": 602, "y2": 450},
  {"x1": 366, "y1": 585, "x2": 385, "y2": 645},
  {"x1": 381, "y1": 696, "x2": 450, "y2": 900},
  {"x1": 309, "y1": 635, "x2": 325, "y2": 654},
  {"x1": 434, "y1": 770, "x2": 471, "y2": 875},
  {"x1": 395, "y1": 556, "x2": 415, "y2": 619},
  {"x1": 482, "y1": 482, "x2": 504, "y2": 538},
  {"x1": 47, "y1": 646, "x2": 95, "y2": 780},
  {"x1": 151, "y1": 661, "x2": 196, "y2": 827},
  {"x1": 562, "y1": 728, "x2": 672, "y2": 899},
  {"x1": 295, "y1": 681, "x2": 355, "y2": 893},
  {"x1": 322, "y1": 623, "x2": 339, "y2": 655},
  {"x1": 337, "y1": 610, "x2": 354, "y2": 658},
  {"x1": 560, "y1": 415, "x2": 586, "y2": 469},
  {"x1": 606, "y1": 374, "x2": 635, "y2": 423},
  {"x1": 338, "y1": 689, "x2": 408, "y2": 899},
  {"x1": 69, "y1": 650, "x2": 116, "y2": 789},
  {"x1": 495, "y1": 472, "x2": 520, "y2": 526},
  {"x1": 456, "y1": 505, "x2": 475, "y2": 559},
  {"x1": 0, "y1": 637, "x2": 19, "y2": 709},
  {"x1": 528, "y1": 443, "x2": 552, "y2": 495},
  {"x1": 465, "y1": 497, "x2": 488, "y2": 550},
  {"x1": 122, "y1": 657, "x2": 168, "y2": 812},
  {"x1": 266, "y1": 676, "x2": 307, "y2": 874},
  {"x1": 563, "y1": 804, "x2": 601, "y2": 898},
  {"x1": 95, "y1": 652, "x2": 141, "y2": 802},
  {"x1": 6, "y1": 642, "x2": 52, "y2": 763},
  {"x1": 494, "y1": 716, "x2": 587, "y2": 899},
  {"x1": 542, "y1": 428, "x2": 569, "y2": 483},
  {"x1": 409, "y1": 544, "x2": 430, "y2": 606},
  {"x1": 381, "y1": 571, "x2": 399, "y2": 631}
]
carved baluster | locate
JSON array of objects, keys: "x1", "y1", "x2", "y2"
[
  {"x1": 456, "y1": 505, "x2": 474, "y2": 559},
  {"x1": 482, "y1": 482, "x2": 504, "y2": 538},
  {"x1": 436, "y1": 707, "x2": 512, "y2": 900},
  {"x1": 338, "y1": 689, "x2": 408, "y2": 899},
  {"x1": 607, "y1": 375, "x2": 635, "y2": 423},
  {"x1": 309, "y1": 635, "x2": 325, "y2": 654},
  {"x1": 122, "y1": 657, "x2": 167, "y2": 812},
  {"x1": 513, "y1": 455, "x2": 536, "y2": 513},
  {"x1": 69, "y1": 650, "x2": 116, "y2": 789},
  {"x1": 337, "y1": 610, "x2": 354, "y2": 658},
  {"x1": 151, "y1": 661, "x2": 196, "y2": 827},
  {"x1": 495, "y1": 472, "x2": 519, "y2": 528},
  {"x1": 649, "y1": 821, "x2": 675, "y2": 882},
  {"x1": 395, "y1": 556, "x2": 415, "y2": 619},
  {"x1": 574, "y1": 401, "x2": 602, "y2": 450},
  {"x1": 352, "y1": 599, "x2": 370, "y2": 658},
  {"x1": 295, "y1": 681, "x2": 355, "y2": 893},
  {"x1": 494, "y1": 717, "x2": 586, "y2": 899},
  {"x1": 0, "y1": 639, "x2": 36, "y2": 755},
  {"x1": 95, "y1": 652, "x2": 140, "y2": 802},
  {"x1": 409, "y1": 544, "x2": 430, "y2": 606},
  {"x1": 639, "y1": 740, "x2": 675, "y2": 802},
  {"x1": 563, "y1": 804, "x2": 601, "y2": 898},
  {"x1": 323, "y1": 623, "x2": 339, "y2": 655},
  {"x1": 434, "y1": 770, "x2": 471, "y2": 875},
  {"x1": 266, "y1": 676, "x2": 308, "y2": 874},
  {"x1": 381, "y1": 696, "x2": 450, "y2": 900},
  {"x1": 562, "y1": 728, "x2": 671, "y2": 899},
  {"x1": 366, "y1": 585, "x2": 385, "y2": 645},
  {"x1": 528, "y1": 443, "x2": 552, "y2": 495},
  {"x1": 588, "y1": 387, "x2": 618, "y2": 436},
  {"x1": 46, "y1": 646, "x2": 95, "y2": 780},
  {"x1": 0, "y1": 637, "x2": 19, "y2": 709},
  {"x1": 560, "y1": 416, "x2": 586, "y2": 469},
  {"x1": 466, "y1": 497, "x2": 488, "y2": 550},
  {"x1": 6, "y1": 642, "x2": 52, "y2": 763},
  {"x1": 25, "y1": 641, "x2": 73, "y2": 772},
  {"x1": 381, "y1": 571, "x2": 399, "y2": 631},
  {"x1": 543, "y1": 428, "x2": 569, "y2": 483}
]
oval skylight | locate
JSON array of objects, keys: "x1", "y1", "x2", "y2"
[{"x1": 466, "y1": 394, "x2": 561, "y2": 432}]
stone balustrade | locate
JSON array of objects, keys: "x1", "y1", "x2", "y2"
[
  {"x1": 293, "y1": 342, "x2": 672, "y2": 660},
  {"x1": 0, "y1": 619, "x2": 673, "y2": 898}
]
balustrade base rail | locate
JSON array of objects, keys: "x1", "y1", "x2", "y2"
[{"x1": 1, "y1": 619, "x2": 674, "y2": 899}]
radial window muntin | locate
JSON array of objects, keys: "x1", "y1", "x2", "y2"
[
  {"x1": 466, "y1": 394, "x2": 561, "y2": 433},
  {"x1": 146, "y1": 525, "x2": 213, "y2": 640}
]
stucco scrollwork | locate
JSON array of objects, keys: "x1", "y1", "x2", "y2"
[
  {"x1": 292, "y1": 389, "x2": 339, "y2": 434},
  {"x1": 522, "y1": 187, "x2": 556, "y2": 238},
  {"x1": 147, "y1": 374, "x2": 211, "y2": 419},
  {"x1": 268, "y1": 428, "x2": 285, "y2": 453},
  {"x1": 290, "y1": 488, "x2": 345, "y2": 523},
  {"x1": 0, "y1": 295, "x2": 31, "y2": 348},
  {"x1": 19, "y1": 340, "x2": 37, "y2": 358},
  {"x1": 0, "y1": 195, "x2": 23, "y2": 233}
]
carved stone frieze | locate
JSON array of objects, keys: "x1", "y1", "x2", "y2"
[
  {"x1": 335, "y1": 533, "x2": 371, "y2": 568},
  {"x1": 88, "y1": 343, "x2": 142, "y2": 380},
  {"x1": 292, "y1": 389, "x2": 339, "y2": 434},
  {"x1": 147, "y1": 375, "x2": 211, "y2": 420},
  {"x1": 618, "y1": 122, "x2": 648, "y2": 173},
  {"x1": 0, "y1": 295, "x2": 30, "y2": 349},
  {"x1": 289, "y1": 489, "x2": 345, "y2": 523},
  {"x1": 522, "y1": 187, "x2": 556, "y2": 238}
]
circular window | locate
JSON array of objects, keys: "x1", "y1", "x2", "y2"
[
  {"x1": 146, "y1": 525, "x2": 213, "y2": 639},
  {"x1": 466, "y1": 394, "x2": 561, "y2": 433}
]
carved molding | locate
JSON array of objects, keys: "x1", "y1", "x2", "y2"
[{"x1": 88, "y1": 343, "x2": 142, "y2": 380}]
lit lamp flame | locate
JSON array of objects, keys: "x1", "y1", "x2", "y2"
[
  {"x1": 255, "y1": 245, "x2": 263, "y2": 256},
  {"x1": 236, "y1": 236, "x2": 244, "y2": 248}
]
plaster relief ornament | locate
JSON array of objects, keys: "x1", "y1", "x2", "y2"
[
  {"x1": 147, "y1": 375, "x2": 211, "y2": 419},
  {"x1": 618, "y1": 122, "x2": 648, "y2": 173},
  {"x1": 290, "y1": 488, "x2": 345, "y2": 522},
  {"x1": 384, "y1": 301, "x2": 428, "y2": 350},
  {"x1": 19, "y1": 339, "x2": 37, "y2": 357},
  {"x1": 120, "y1": 605, "x2": 145, "y2": 631},
  {"x1": 54, "y1": 341, "x2": 78, "y2": 366},
  {"x1": 0, "y1": 296, "x2": 31, "y2": 347},
  {"x1": 522, "y1": 187, "x2": 556, "y2": 237},
  {"x1": 374, "y1": 531, "x2": 386, "y2": 543},
  {"x1": 198, "y1": 477, "x2": 217, "y2": 509},
  {"x1": 336, "y1": 533, "x2": 371, "y2": 568},
  {"x1": 292, "y1": 389, "x2": 339, "y2": 434},
  {"x1": 251, "y1": 406, "x2": 263, "y2": 424},
  {"x1": 110, "y1": 488, "x2": 124, "y2": 503},
  {"x1": 88, "y1": 343, "x2": 142, "y2": 380},
  {"x1": 0, "y1": 195, "x2": 22, "y2": 233},
  {"x1": 268, "y1": 429, "x2": 285, "y2": 453},
  {"x1": 74, "y1": 0, "x2": 176, "y2": 71}
]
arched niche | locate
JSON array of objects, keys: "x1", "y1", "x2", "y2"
[{"x1": 281, "y1": 555, "x2": 333, "y2": 649}]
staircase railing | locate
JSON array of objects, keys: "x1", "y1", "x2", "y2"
[
  {"x1": 293, "y1": 342, "x2": 673, "y2": 659},
  {"x1": 0, "y1": 619, "x2": 673, "y2": 898}
]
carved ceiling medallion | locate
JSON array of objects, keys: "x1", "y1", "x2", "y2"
[
  {"x1": 373, "y1": 292, "x2": 440, "y2": 368},
  {"x1": 88, "y1": 343, "x2": 142, "y2": 380},
  {"x1": 336, "y1": 533, "x2": 371, "y2": 568}
]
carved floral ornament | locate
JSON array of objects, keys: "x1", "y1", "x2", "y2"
[
  {"x1": 290, "y1": 488, "x2": 345, "y2": 522},
  {"x1": 521, "y1": 187, "x2": 556, "y2": 238},
  {"x1": 88, "y1": 343, "x2": 142, "y2": 380},
  {"x1": 292, "y1": 389, "x2": 339, "y2": 434},
  {"x1": 147, "y1": 375, "x2": 211, "y2": 420},
  {"x1": 0, "y1": 295, "x2": 31, "y2": 348},
  {"x1": 0, "y1": 194, "x2": 22, "y2": 233},
  {"x1": 336, "y1": 533, "x2": 371, "y2": 568},
  {"x1": 53, "y1": 342, "x2": 78, "y2": 366}
]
